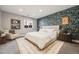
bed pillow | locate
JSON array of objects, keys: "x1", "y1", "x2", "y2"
[
  {"x1": 39, "y1": 29, "x2": 47, "y2": 32},
  {"x1": 39, "y1": 29, "x2": 55, "y2": 32},
  {"x1": 46, "y1": 29, "x2": 55, "y2": 32}
]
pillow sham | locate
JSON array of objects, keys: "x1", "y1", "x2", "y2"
[
  {"x1": 39, "y1": 29, "x2": 47, "y2": 32},
  {"x1": 39, "y1": 28, "x2": 56, "y2": 32}
]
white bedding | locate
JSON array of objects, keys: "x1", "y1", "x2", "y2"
[
  {"x1": 25, "y1": 31, "x2": 58, "y2": 50},
  {"x1": 16, "y1": 25, "x2": 62, "y2": 54},
  {"x1": 16, "y1": 37, "x2": 64, "y2": 54}
]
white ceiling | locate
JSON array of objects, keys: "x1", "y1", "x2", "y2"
[{"x1": 0, "y1": 5, "x2": 75, "y2": 19}]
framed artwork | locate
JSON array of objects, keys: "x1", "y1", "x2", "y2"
[
  {"x1": 28, "y1": 22, "x2": 32, "y2": 28},
  {"x1": 24, "y1": 25, "x2": 28, "y2": 28},
  {"x1": 24, "y1": 20, "x2": 33, "y2": 28},
  {"x1": 29, "y1": 25, "x2": 32, "y2": 28},
  {"x1": 11, "y1": 19, "x2": 20, "y2": 29},
  {"x1": 61, "y1": 16, "x2": 70, "y2": 25}
]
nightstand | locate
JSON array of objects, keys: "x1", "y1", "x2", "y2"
[
  {"x1": 58, "y1": 32, "x2": 72, "y2": 42},
  {"x1": 0, "y1": 34, "x2": 7, "y2": 44}
]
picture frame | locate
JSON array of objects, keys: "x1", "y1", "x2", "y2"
[
  {"x1": 61, "y1": 16, "x2": 70, "y2": 25},
  {"x1": 11, "y1": 19, "x2": 20, "y2": 29},
  {"x1": 28, "y1": 22, "x2": 32, "y2": 28},
  {"x1": 24, "y1": 25, "x2": 28, "y2": 28}
]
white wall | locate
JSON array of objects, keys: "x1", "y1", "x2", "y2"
[{"x1": 1, "y1": 11, "x2": 37, "y2": 35}]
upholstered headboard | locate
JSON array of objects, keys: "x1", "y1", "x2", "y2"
[{"x1": 40, "y1": 25, "x2": 59, "y2": 34}]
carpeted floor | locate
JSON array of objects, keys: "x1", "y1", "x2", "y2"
[
  {"x1": 0, "y1": 40, "x2": 79, "y2": 54},
  {"x1": 58, "y1": 41, "x2": 79, "y2": 54},
  {"x1": 0, "y1": 40, "x2": 20, "y2": 54}
]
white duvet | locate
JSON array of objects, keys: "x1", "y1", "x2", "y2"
[
  {"x1": 25, "y1": 31, "x2": 57, "y2": 50},
  {"x1": 16, "y1": 37, "x2": 64, "y2": 54}
]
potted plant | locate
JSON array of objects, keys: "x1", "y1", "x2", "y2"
[{"x1": 0, "y1": 30, "x2": 4, "y2": 36}]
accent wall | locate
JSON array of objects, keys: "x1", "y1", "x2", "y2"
[{"x1": 37, "y1": 5, "x2": 79, "y2": 31}]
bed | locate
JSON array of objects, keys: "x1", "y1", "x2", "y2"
[{"x1": 16, "y1": 25, "x2": 64, "y2": 54}]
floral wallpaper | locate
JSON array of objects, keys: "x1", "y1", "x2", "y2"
[{"x1": 37, "y1": 5, "x2": 79, "y2": 32}]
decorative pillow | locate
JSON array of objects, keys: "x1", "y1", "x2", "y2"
[
  {"x1": 46, "y1": 29, "x2": 55, "y2": 32},
  {"x1": 40, "y1": 29, "x2": 56, "y2": 32},
  {"x1": 39, "y1": 29, "x2": 47, "y2": 32},
  {"x1": 9, "y1": 30, "x2": 15, "y2": 34}
]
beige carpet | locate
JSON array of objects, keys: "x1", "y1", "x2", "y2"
[
  {"x1": 0, "y1": 38, "x2": 79, "y2": 54},
  {"x1": 16, "y1": 37, "x2": 64, "y2": 54},
  {"x1": 0, "y1": 40, "x2": 19, "y2": 54},
  {"x1": 58, "y1": 41, "x2": 79, "y2": 54}
]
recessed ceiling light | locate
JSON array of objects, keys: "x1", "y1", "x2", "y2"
[
  {"x1": 39, "y1": 10, "x2": 43, "y2": 12},
  {"x1": 19, "y1": 9, "x2": 23, "y2": 12}
]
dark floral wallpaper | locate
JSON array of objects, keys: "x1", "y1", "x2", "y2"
[{"x1": 37, "y1": 6, "x2": 79, "y2": 32}]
